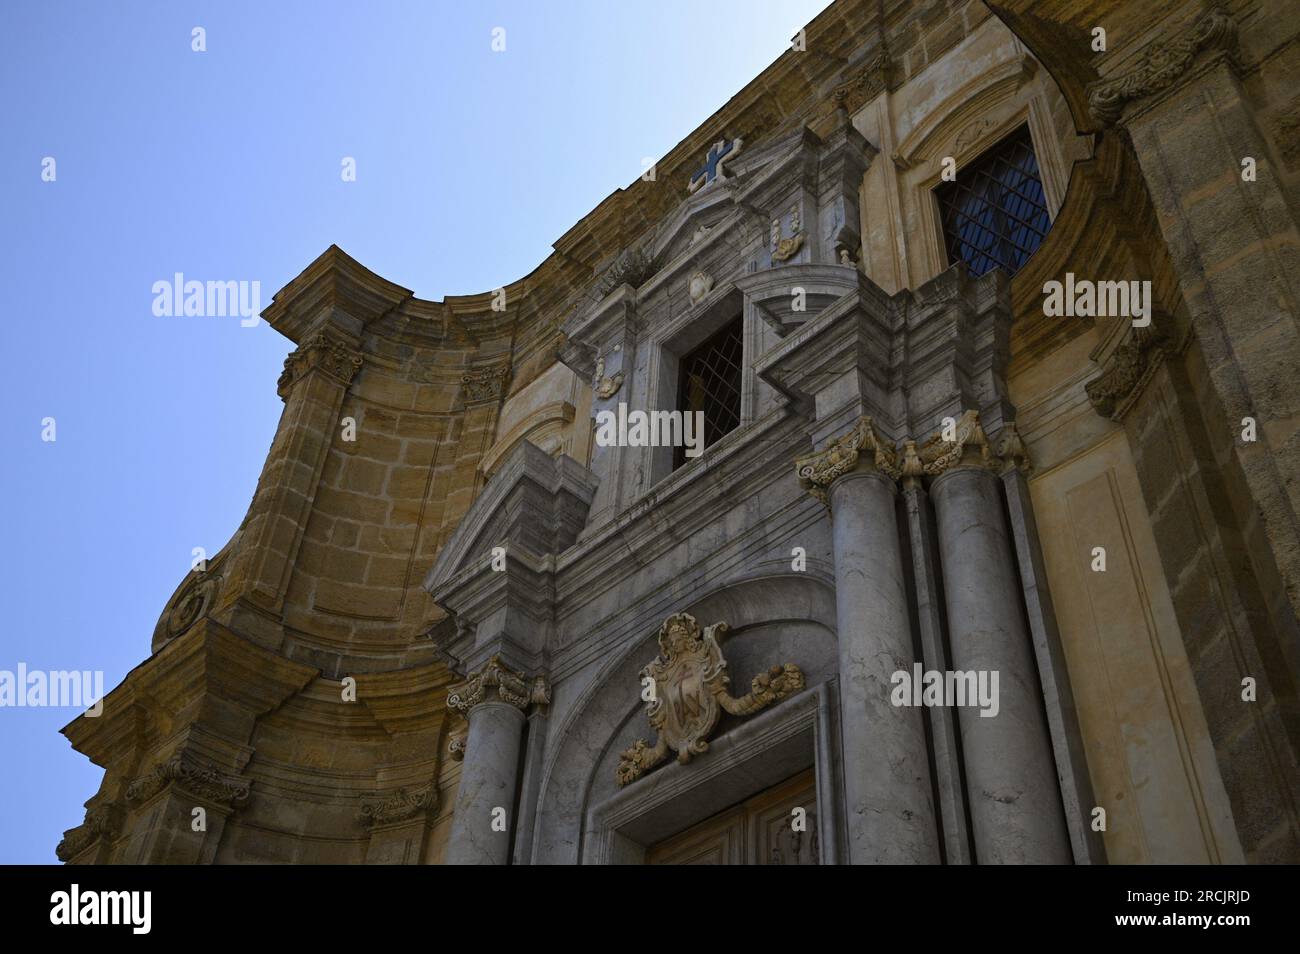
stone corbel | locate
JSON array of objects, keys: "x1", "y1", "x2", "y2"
[
  {"x1": 796, "y1": 416, "x2": 900, "y2": 506},
  {"x1": 56, "y1": 803, "x2": 122, "y2": 863},
  {"x1": 1086, "y1": 7, "x2": 1239, "y2": 127}
]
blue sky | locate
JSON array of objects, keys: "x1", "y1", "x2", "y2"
[{"x1": 0, "y1": 0, "x2": 830, "y2": 863}]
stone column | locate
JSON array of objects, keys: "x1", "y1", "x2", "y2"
[
  {"x1": 923, "y1": 412, "x2": 1070, "y2": 864},
  {"x1": 445, "y1": 655, "x2": 546, "y2": 866},
  {"x1": 796, "y1": 417, "x2": 940, "y2": 864}
]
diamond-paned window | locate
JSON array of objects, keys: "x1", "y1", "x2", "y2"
[
  {"x1": 675, "y1": 315, "x2": 743, "y2": 468},
  {"x1": 935, "y1": 124, "x2": 1051, "y2": 278}
]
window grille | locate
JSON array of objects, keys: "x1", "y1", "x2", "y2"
[{"x1": 675, "y1": 315, "x2": 744, "y2": 468}]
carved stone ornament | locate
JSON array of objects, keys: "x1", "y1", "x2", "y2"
[
  {"x1": 824, "y1": 49, "x2": 896, "y2": 119},
  {"x1": 996, "y1": 421, "x2": 1032, "y2": 473},
  {"x1": 1085, "y1": 326, "x2": 1168, "y2": 420},
  {"x1": 125, "y1": 754, "x2": 252, "y2": 808},
  {"x1": 276, "y1": 332, "x2": 363, "y2": 400},
  {"x1": 919, "y1": 409, "x2": 995, "y2": 476},
  {"x1": 795, "y1": 416, "x2": 900, "y2": 506},
  {"x1": 688, "y1": 270, "x2": 714, "y2": 304},
  {"x1": 600, "y1": 246, "x2": 660, "y2": 296},
  {"x1": 448, "y1": 735, "x2": 467, "y2": 762},
  {"x1": 447, "y1": 654, "x2": 549, "y2": 714},
  {"x1": 771, "y1": 205, "x2": 805, "y2": 264},
  {"x1": 359, "y1": 785, "x2": 438, "y2": 827},
  {"x1": 56, "y1": 804, "x2": 121, "y2": 862},
  {"x1": 461, "y1": 365, "x2": 511, "y2": 405},
  {"x1": 1087, "y1": 8, "x2": 1238, "y2": 126},
  {"x1": 616, "y1": 613, "x2": 805, "y2": 787},
  {"x1": 592, "y1": 355, "x2": 624, "y2": 399}
]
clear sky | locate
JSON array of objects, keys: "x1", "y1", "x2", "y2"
[{"x1": 0, "y1": 0, "x2": 831, "y2": 863}]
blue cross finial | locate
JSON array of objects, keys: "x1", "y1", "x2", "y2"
[{"x1": 688, "y1": 138, "x2": 742, "y2": 193}]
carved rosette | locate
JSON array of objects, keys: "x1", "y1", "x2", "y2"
[
  {"x1": 447, "y1": 654, "x2": 549, "y2": 714},
  {"x1": 795, "y1": 416, "x2": 899, "y2": 505},
  {"x1": 124, "y1": 755, "x2": 252, "y2": 809},
  {"x1": 276, "y1": 332, "x2": 364, "y2": 400},
  {"x1": 460, "y1": 366, "x2": 511, "y2": 405},
  {"x1": 358, "y1": 785, "x2": 438, "y2": 827},
  {"x1": 56, "y1": 804, "x2": 122, "y2": 862},
  {"x1": 1087, "y1": 8, "x2": 1238, "y2": 126},
  {"x1": 616, "y1": 613, "x2": 805, "y2": 787},
  {"x1": 918, "y1": 409, "x2": 996, "y2": 477},
  {"x1": 1085, "y1": 326, "x2": 1168, "y2": 421}
]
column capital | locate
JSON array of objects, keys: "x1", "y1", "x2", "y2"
[
  {"x1": 795, "y1": 416, "x2": 899, "y2": 505},
  {"x1": 918, "y1": 409, "x2": 997, "y2": 479},
  {"x1": 447, "y1": 654, "x2": 549, "y2": 715},
  {"x1": 275, "y1": 329, "x2": 363, "y2": 400}
]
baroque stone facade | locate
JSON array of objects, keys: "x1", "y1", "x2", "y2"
[{"x1": 61, "y1": 0, "x2": 1300, "y2": 864}]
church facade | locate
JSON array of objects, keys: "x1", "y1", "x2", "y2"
[{"x1": 60, "y1": 0, "x2": 1300, "y2": 864}]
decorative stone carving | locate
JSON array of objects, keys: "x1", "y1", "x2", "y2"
[
  {"x1": 615, "y1": 613, "x2": 805, "y2": 786},
  {"x1": 56, "y1": 804, "x2": 121, "y2": 862},
  {"x1": 826, "y1": 49, "x2": 896, "y2": 117},
  {"x1": 600, "y1": 246, "x2": 660, "y2": 296},
  {"x1": 688, "y1": 270, "x2": 714, "y2": 304},
  {"x1": 460, "y1": 365, "x2": 511, "y2": 405},
  {"x1": 795, "y1": 416, "x2": 899, "y2": 506},
  {"x1": 446, "y1": 654, "x2": 548, "y2": 714},
  {"x1": 276, "y1": 332, "x2": 363, "y2": 400},
  {"x1": 592, "y1": 355, "x2": 624, "y2": 399},
  {"x1": 125, "y1": 754, "x2": 251, "y2": 808},
  {"x1": 771, "y1": 205, "x2": 805, "y2": 264},
  {"x1": 996, "y1": 422, "x2": 1032, "y2": 473},
  {"x1": 359, "y1": 785, "x2": 438, "y2": 827},
  {"x1": 1085, "y1": 326, "x2": 1168, "y2": 420},
  {"x1": 1087, "y1": 8, "x2": 1238, "y2": 126},
  {"x1": 919, "y1": 409, "x2": 995, "y2": 476},
  {"x1": 158, "y1": 567, "x2": 223, "y2": 644},
  {"x1": 448, "y1": 735, "x2": 467, "y2": 762}
]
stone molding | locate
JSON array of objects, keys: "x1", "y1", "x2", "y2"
[
  {"x1": 275, "y1": 331, "x2": 363, "y2": 400},
  {"x1": 616, "y1": 613, "x2": 805, "y2": 787},
  {"x1": 124, "y1": 754, "x2": 252, "y2": 809},
  {"x1": 1087, "y1": 8, "x2": 1238, "y2": 127}
]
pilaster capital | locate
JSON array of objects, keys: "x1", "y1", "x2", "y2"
[
  {"x1": 1086, "y1": 7, "x2": 1239, "y2": 128},
  {"x1": 795, "y1": 416, "x2": 899, "y2": 506},
  {"x1": 275, "y1": 330, "x2": 363, "y2": 400},
  {"x1": 447, "y1": 654, "x2": 549, "y2": 715},
  {"x1": 460, "y1": 364, "x2": 512, "y2": 406},
  {"x1": 124, "y1": 753, "x2": 252, "y2": 809}
]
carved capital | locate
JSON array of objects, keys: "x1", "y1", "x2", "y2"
[
  {"x1": 460, "y1": 365, "x2": 511, "y2": 405},
  {"x1": 1087, "y1": 8, "x2": 1238, "y2": 126},
  {"x1": 358, "y1": 785, "x2": 438, "y2": 827},
  {"x1": 1085, "y1": 326, "x2": 1168, "y2": 420},
  {"x1": 125, "y1": 754, "x2": 251, "y2": 809},
  {"x1": 616, "y1": 613, "x2": 804, "y2": 787},
  {"x1": 996, "y1": 422, "x2": 1032, "y2": 474},
  {"x1": 276, "y1": 332, "x2": 363, "y2": 400},
  {"x1": 447, "y1": 654, "x2": 547, "y2": 714},
  {"x1": 919, "y1": 409, "x2": 996, "y2": 477},
  {"x1": 795, "y1": 416, "x2": 899, "y2": 505},
  {"x1": 56, "y1": 803, "x2": 122, "y2": 862}
]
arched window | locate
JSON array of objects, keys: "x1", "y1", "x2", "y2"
[{"x1": 935, "y1": 124, "x2": 1050, "y2": 277}]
